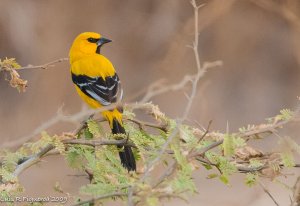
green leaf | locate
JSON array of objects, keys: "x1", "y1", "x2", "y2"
[
  {"x1": 179, "y1": 125, "x2": 197, "y2": 148},
  {"x1": 207, "y1": 173, "x2": 218, "y2": 179},
  {"x1": 146, "y1": 197, "x2": 159, "y2": 206},
  {"x1": 233, "y1": 136, "x2": 246, "y2": 148},
  {"x1": 87, "y1": 119, "x2": 101, "y2": 137},
  {"x1": 122, "y1": 109, "x2": 136, "y2": 119},
  {"x1": 245, "y1": 173, "x2": 258, "y2": 187},
  {"x1": 80, "y1": 183, "x2": 116, "y2": 196},
  {"x1": 202, "y1": 163, "x2": 213, "y2": 170},
  {"x1": 0, "y1": 168, "x2": 17, "y2": 182},
  {"x1": 0, "y1": 58, "x2": 21, "y2": 69},
  {"x1": 223, "y1": 134, "x2": 234, "y2": 156},
  {"x1": 278, "y1": 109, "x2": 293, "y2": 121},
  {"x1": 206, "y1": 152, "x2": 237, "y2": 180},
  {"x1": 171, "y1": 170, "x2": 197, "y2": 193},
  {"x1": 280, "y1": 151, "x2": 295, "y2": 167},
  {"x1": 249, "y1": 159, "x2": 263, "y2": 168},
  {"x1": 219, "y1": 174, "x2": 229, "y2": 185},
  {"x1": 83, "y1": 128, "x2": 93, "y2": 140},
  {"x1": 171, "y1": 143, "x2": 188, "y2": 167}
]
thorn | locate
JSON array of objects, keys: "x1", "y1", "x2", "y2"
[
  {"x1": 57, "y1": 104, "x2": 65, "y2": 115},
  {"x1": 197, "y1": 4, "x2": 205, "y2": 9},
  {"x1": 186, "y1": 44, "x2": 193, "y2": 49},
  {"x1": 184, "y1": 92, "x2": 190, "y2": 100},
  {"x1": 226, "y1": 121, "x2": 229, "y2": 134}
]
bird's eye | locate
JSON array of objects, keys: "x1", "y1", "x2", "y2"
[{"x1": 87, "y1": 38, "x2": 98, "y2": 43}]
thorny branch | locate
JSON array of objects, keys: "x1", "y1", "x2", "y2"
[
  {"x1": 1, "y1": 102, "x2": 165, "y2": 149},
  {"x1": 7, "y1": 104, "x2": 164, "y2": 178},
  {"x1": 127, "y1": 1, "x2": 221, "y2": 205}
]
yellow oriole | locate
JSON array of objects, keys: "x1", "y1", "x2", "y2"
[{"x1": 69, "y1": 32, "x2": 136, "y2": 171}]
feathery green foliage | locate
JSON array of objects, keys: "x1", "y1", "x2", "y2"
[{"x1": 0, "y1": 105, "x2": 299, "y2": 205}]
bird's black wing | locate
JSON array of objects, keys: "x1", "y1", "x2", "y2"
[{"x1": 71, "y1": 73, "x2": 122, "y2": 106}]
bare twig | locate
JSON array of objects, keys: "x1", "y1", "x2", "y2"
[
  {"x1": 152, "y1": 161, "x2": 177, "y2": 188},
  {"x1": 259, "y1": 181, "x2": 280, "y2": 206},
  {"x1": 0, "y1": 105, "x2": 93, "y2": 148},
  {"x1": 140, "y1": 75, "x2": 193, "y2": 103},
  {"x1": 127, "y1": 1, "x2": 221, "y2": 205},
  {"x1": 126, "y1": 118, "x2": 168, "y2": 133},
  {"x1": 72, "y1": 192, "x2": 126, "y2": 206},
  {"x1": 18, "y1": 58, "x2": 68, "y2": 70},
  {"x1": 291, "y1": 176, "x2": 300, "y2": 206}
]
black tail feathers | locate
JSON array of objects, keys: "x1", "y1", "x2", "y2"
[{"x1": 112, "y1": 119, "x2": 136, "y2": 171}]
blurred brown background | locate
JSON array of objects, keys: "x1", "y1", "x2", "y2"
[{"x1": 0, "y1": 0, "x2": 300, "y2": 205}]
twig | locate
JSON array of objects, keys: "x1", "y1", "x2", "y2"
[
  {"x1": 12, "y1": 144, "x2": 54, "y2": 177},
  {"x1": 72, "y1": 192, "x2": 126, "y2": 206},
  {"x1": 140, "y1": 75, "x2": 194, "y2": 103},
  {"x1": 189, "y1": 109, "x2": 300, "y2": 159},
  {"x1": 0, "y1": 105, "x2": 93, "y2": 148},
  {"x1": 291, "y1": 176, "x2": 300, "y2": 206},
  {"x1": 127, "y1": 1, "x2": 221, "y2": 205},
  {"x1": 126, "y1": 118, "x2": 168, "y2": 132},
  {"x1": 139, "y1": 0, "x2": 218, "y2": 182},
  {"x1": 18, "y1": 58, "x2": 68, "y2": 70},
  {"x1": 63, "y1": 139, "x2": 136, "y2": 148},
  {"x1": 11, "y1": 138, "x2": 138, "y2": 179},
  {"x1": 189, "y1": 120, "x2": 212, "y2": 156},
  {"x1": 259, "y1": 181, "x2": 280, "y2": 206},
  {"x1": 3, "y1": 101, "x2": 171, "y2": 149},
  {"x1": 152, "y1": 161, "x2": 177, "y2": 188}
]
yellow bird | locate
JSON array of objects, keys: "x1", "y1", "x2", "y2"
[{"x1": 69, "y1": 32, "x2": 136, "y2": 171}]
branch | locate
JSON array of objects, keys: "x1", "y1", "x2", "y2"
[
  {"x1": 0, "y1": 57, "x2": 68, "y2": 92},
  {"x1": 72, "y1": 192, "x2": 127, "y2": 206},
  {"x1": 291, "y1": 176, "x2": 300, "y2": 206},
  {"x1": 190, "y1": 108, "x2": 300, "y2": 159},
  {"x1": 259, "y1": 181, "x2": 280, "y2": 206},
  {"x1": 2, "y1": 103, "x2": 167, "y2": 149},
  {"x1": 11, "y1": 138, "x2": 139, "y2": 179},
  {"x1": 140, "y1": 75, "x2": 193, "y2": 103},
  {"x1": 126, "y1": 118, "x2": 168, "y2": 133},
  {"x1": 0, "y1": 105, "x2": 93, "y2": 148},
  {"x1": 63, "y1": 139, "x2": 136, "y2": 148},
  {"x1": 127, "y1": 1, "x2": 221, "y2": 205},
  {"x1": 12, "y1": 144, "x2": 54, "y2": 177},
  {"x1": 18, "y1": 58, "x2": 68, "y2": 70}
]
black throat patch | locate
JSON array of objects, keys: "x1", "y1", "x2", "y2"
[{"x1": 96, "y1": 46, "x2": 101, "y2": 54}]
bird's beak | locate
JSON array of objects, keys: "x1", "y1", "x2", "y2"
[{"x1": 97, "y1": 37, "x2": 112, "y2": 46}]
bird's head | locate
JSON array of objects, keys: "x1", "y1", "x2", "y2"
[{"x1": 69, "y1": 32, "x2": 112, "y2": 62}]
